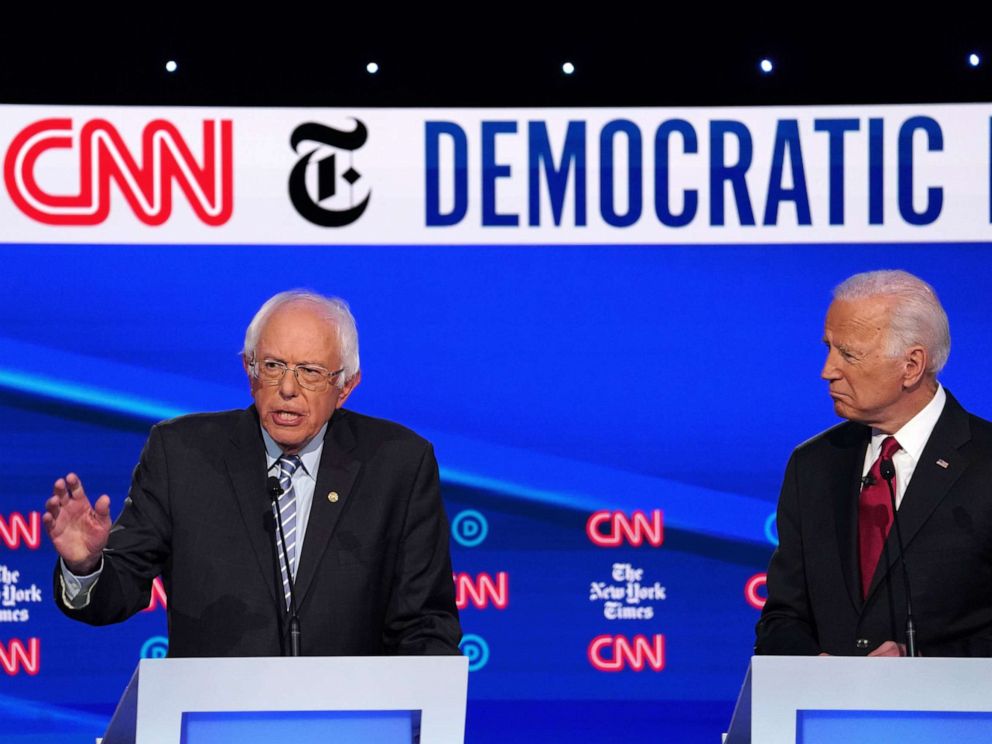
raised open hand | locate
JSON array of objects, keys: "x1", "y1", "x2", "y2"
[{"x1": 43, "y1": 473, "x2": 111, "y2": 575}]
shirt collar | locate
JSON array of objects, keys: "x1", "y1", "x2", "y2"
[
  {"x1": 870, "y1": 383, "x2": 946, "y2": 463},
  {"x1": 261, "y1": 423, "x2": 327, "y2": 480}
]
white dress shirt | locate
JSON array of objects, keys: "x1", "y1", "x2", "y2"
[
  {"x1": 862, "y1": 384, "x2": 946, "y2": 510},
  {"x1": 262, "y1": 423, "x2": 326, "y2": 577}
]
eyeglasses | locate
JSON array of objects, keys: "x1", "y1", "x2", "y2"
[{"x1": 249, "y1": 358, "x2": 345, "y2": 392}]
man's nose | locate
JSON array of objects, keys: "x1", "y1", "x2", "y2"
[
  {"x1": 278, "y1": 368, "x2": 301, "y2": 396},
  {"x1": 821, "y1": 349, "x2": 840, "y2": 380}
]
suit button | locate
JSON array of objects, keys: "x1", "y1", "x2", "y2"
[{"x1": 856, "y1": 638, "x2": 870, "y2": 650}]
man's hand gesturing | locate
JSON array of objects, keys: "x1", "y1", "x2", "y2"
[{"x1": 44, "y1": 473, "x2": 111, "y2": 575}]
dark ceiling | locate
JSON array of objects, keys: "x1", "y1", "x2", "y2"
[{"x1": 0, "y1": 11, "x2": 987, "y2": 107}]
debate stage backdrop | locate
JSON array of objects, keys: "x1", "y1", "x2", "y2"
[{"x1": 1, "y1": 103, "x2": 991, "y2": 742}]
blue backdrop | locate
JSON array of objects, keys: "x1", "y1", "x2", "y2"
[{"x1": 2, "y1": 240, "x2": 990, "y2": 742}]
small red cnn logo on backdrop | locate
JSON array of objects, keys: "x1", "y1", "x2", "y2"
[
  {"x1": 586, "y1": 510, "x2": 664, "y2": 547},
  {"x1": 453, "y1": 572, "x2": 509, "y2": 610},
  {"x1": 4, "y1": 118, "x2": 233, "y2": 226},
  {"x1": 588, "y1": 634, "x2": 665, "y2": 672},
  {"x1": 0, "y1": 512, "x2": 41, "y2": 550},
  {"x1": 0, "y1": 638, "x2": 40, "y2": 675},
  {"x1": 744, "y1": 573, "x2": 767, "y2": 610},
  {"x1": 142, "y1": 576, "x2": 168, "y2": 612}
]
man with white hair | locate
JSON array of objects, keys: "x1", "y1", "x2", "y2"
[
  {"x1": 756, "y1": 269, "x2": 992, "y2": 657},
  {"x1": 45, "y1": 289, "x2": 462, "y2": 657}
]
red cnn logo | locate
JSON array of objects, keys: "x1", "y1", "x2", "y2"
[
  {"x1": 0, "y1": 638, "x2": 40, "y2": 676},
  {"x1": 744, "y1": 573, "x2": 767, "y2": 610},
  {"x1": 453, "y1": 572, "x2": 509, "y2": 610},
  {"x1": 588, "y1": 634, "x2": 665, "y2": 672},
  {"x1": 4, "y1": 118, "x2": 233, "y2": 226},
  {"x1": 586, "y1": 510, "x2": 664, "y2": 548},
  {"x1": 142, "y1": 576, "x2": 168, "y2": 612},
  {"x1": 0, "y1": 512, "x2": 41, "y2": 550}
]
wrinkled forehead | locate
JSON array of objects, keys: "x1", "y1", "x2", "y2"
[
  {"x1": 825, "y1": 296, "x2": 895, "y2": 341},
  {"x1": 256, "y1": 302, "x2": 341, "y2": 358}
]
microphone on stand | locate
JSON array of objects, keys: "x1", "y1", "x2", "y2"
[
  {"x1": 267, "y1": 475, "x2": 302, "y2": 657},
  {"x1": 879, "y1": 458, "x2": 917, "y2": 658}
]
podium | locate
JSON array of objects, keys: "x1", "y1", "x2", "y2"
[
  {"x1": 101, "y1": 656, "x2": 468, "y2": 744},
  {"x1": 725, "y1": 656, "x2": 992, "y2": 743}
]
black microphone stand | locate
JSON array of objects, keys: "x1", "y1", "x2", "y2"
[
  {"x1": 268, "y1": 476, "x2": 302, "y2": 657},
  {"x1": 880, "y1": 459, "x2": 917, "y2": 658}
]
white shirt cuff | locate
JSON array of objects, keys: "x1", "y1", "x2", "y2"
[{"x1": 59, "y1": 557, "x2": 103, "y2": 609}]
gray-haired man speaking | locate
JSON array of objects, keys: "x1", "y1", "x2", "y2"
[{"x1": 45, "y1": 289, "x2": 462, "y2": 657}]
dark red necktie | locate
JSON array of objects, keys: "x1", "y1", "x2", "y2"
[{"x1": 859, "y1": 436, "x2": 901, "y2": 599}]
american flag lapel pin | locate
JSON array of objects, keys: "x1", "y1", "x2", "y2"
[{"x1": 936, "y1": 459, "x2": 949, "y2": 469}]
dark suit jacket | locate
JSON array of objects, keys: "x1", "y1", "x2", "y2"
[
  {"x1": 55, "y1": 406, "x2": 462, "y2": 657},
  {"x1": 756, "y1": 391, "x2": 992, "y2": 657}
]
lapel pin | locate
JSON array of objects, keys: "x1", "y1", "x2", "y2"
[
  {"x1": 936, "y1": 459, "x2": 949, "y2": 469},
  {"x1": 328, "y1": 491, "x2": 339, "y2": 503}
]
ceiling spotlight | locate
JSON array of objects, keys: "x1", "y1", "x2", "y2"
[
  {"x1": 366, "y1": 61, "x2": 379, "y2": 74},
  {"x1": 759, "y1": 58, "x2": 773, "y2": 74},
  {"x1": 165, "y1": 60, "x2": 178, "y2": 73},
  {"x1": 562, "y1": 61, "x2": 575, "y2": 75},
  {"x1": 968, "y1": 52, "x2": 981, "y2": 68}
]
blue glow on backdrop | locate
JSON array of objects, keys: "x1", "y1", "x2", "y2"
[{"x1": 3, "y1": 240, "x2": 991, "y2": 744}]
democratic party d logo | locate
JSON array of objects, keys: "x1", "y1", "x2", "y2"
[{"x1": 288, "y1": 120, "x2": 370, "y2": 227}]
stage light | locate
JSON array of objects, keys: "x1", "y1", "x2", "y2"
[
  {"x1": 562, "y1": 61, "x2": 575, "y2": 75},
  {"x1": 759, "y1": 58, "x2": 773, "y2": 74},
  {"x1": 968, "y1": 52, "x2": 981, "y2": 68},
  {"x1": 366, "y1": 62, "x2": 379, "y2": 74},
  {"x1": 165, "y1": 60, "x2": 178, "y2": 73}
]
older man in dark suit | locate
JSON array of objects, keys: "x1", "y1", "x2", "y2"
[
  {"x1": 756, "y1": 269, "x2": 992, "y2": 657},
  {"x1": 45, "y1": 290, "x2": 462, "y2": 657}
]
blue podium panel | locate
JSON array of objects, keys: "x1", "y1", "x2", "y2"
[
  {"x1": 181, "y1": 709, "x2": 420, "y2": 744},
  {"x1": 728, "y1": 657, "x2": 992, "y2": 744},
  {"x1": 798, "y1": 710, "x2": 992, "y2": 744},
  {"x1": 112, "y1": 657, "x2": 466, "y2": 744}
]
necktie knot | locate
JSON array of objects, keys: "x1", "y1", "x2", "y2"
[
  {"x1": 277, "y1": 455, "x2": 302, "y2": 487},
  {"x1": 880, "y1": 436, "x2": 901, "y2": 461}
]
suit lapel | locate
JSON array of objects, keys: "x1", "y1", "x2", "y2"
[
  {"x1": 832, "y1": 425, "x2": 871, "y2": 610},
  {"x1": 223, "y1": 407, "x2": 280, "y2": 606},
  {"x1": 866, "y1": 390, "x2": 972, "y2": 599},
  {"x1": 294, "y1": 409, "x2": 363, "y2": 608}
]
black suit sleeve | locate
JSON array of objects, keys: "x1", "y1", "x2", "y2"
[
  {"x1": 755, "y1": 450, "x2": 821, "y2": 655},
  {"x1": 383, "y1": 442, "x2": 462, "y2": 655},
  {"x1": 54, "y1": 424, "x2": 172, "y2": 625}
]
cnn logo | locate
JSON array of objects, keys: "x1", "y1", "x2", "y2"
[
  {"x1": 141, "y1": 577, "x2": 168, "y2": 612},
  {"x1": 586, "y1": 510, "x2": 664, "y2": 548},
  {"x1": 588, "y1": 634, "x2": 665, "y2": 672},
  {"x1": 744, "y1": 573, "x2": 767, "y2": 610},
  {"x1": 453, "y1": 572, "x2": 509, "y2": 610},
  {"x1": 0, "y1": 638, "x2": 40, "y2": 676},
  {"x1": 0, "y1": 512, "x2": 41, "y2": 550},
  {"x1": 4, "y1": 118, "x2": 233, "y2": 226}
]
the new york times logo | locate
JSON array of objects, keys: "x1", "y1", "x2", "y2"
[{"x1": 289, "y1": 120, "x2": 371, "y2": 227}]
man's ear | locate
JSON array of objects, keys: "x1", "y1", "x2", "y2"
[
  {"x1": 902, "y1": 345, "x2": 928, "y2": 388},
  {"x1": 335, "y1": 370, "x2": 362, "y2": 409},
  {"x1": 242, "y1": 354, "x2": 257, "y2": 396}
]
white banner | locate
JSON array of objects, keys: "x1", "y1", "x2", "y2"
[{"x1": 1, "y1": 103, "x2": 989, "y2": 244}]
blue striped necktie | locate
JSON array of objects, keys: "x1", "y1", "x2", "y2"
[{"x1": 275, "y1": 455, "x2": 302, "y2": 609}]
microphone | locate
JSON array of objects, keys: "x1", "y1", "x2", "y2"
[
  {"x1": 880, "y1": 457, "x2": 917, "y2": 658},
  {"x1": 268, "y1": 476, "x2": 302, "y2": 657}
]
